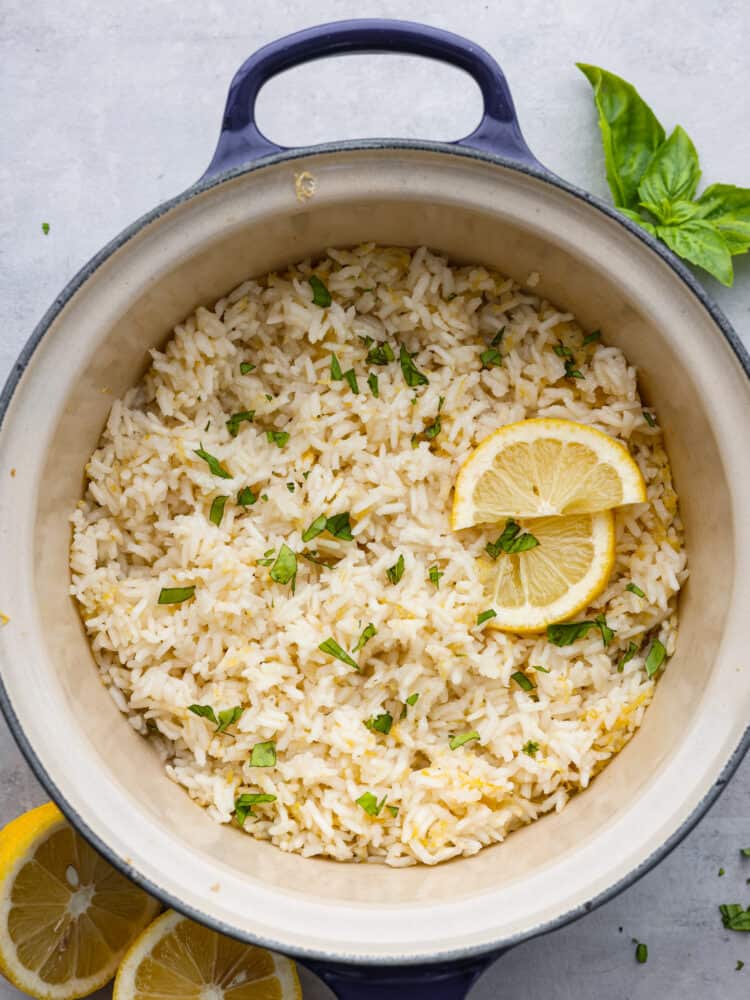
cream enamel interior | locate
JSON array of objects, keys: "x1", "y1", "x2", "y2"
[{"x1": 0, "y1": 148, "x2": 748, "y2": 962}]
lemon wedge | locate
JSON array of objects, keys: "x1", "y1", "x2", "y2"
[
  {"x1": 480, "y1": 511, "x2": 615, "y2": 632},
  {"x1": 114, "y1": 909, "x2": 301, "y2": 1000},
  {"x1": 0, "y1": 803, "x2": 159, "y2": 999},
  {"x1": 452, "y1": 418, "x2": 647, "y2": 528}
]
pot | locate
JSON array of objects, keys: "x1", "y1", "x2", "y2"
[{"x1": 1, "y1": 19, "x2": 748, "y2": 1000}]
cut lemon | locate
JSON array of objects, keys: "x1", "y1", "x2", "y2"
[
  {"x1": 481, "y1": 511, "x2": 615, "y2": 632},
  {"x1": 0, "y1": 802, "x2": 159, "y2": 999},
  {"x1": 114, "y1": 909, "x2": 301, "y2": 1000},
  {"x1": 452, "y1": 418, "x2": 647, "y2": 528}
]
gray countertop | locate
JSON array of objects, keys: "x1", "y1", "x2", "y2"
[{"x1": 1, "y1": 0, "x2": 749, "y2": 995}]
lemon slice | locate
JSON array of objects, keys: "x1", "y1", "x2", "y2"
[
  {"x1": 481, "y1": 511, "x2": 615, "y2": 632},
  {"x1": 0, "y1": 803, "x2": 159, "y2": 999},
  {"x1": 114, "y1": 909, "x2": 301, "y2": 1000},
  {"x1": 452, "y1": 418, "x2": 647, "y2": 528}
]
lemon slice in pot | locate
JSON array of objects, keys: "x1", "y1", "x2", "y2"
[
  {"x1": 0, "y1": 803, "x2": 160, "y2": 999},
  {"x1": 452, "y1": 418, "x2": 647, "y2": 528},
  {"x1": 114, "y1": 909, "x2": 301, "y2": 1000},
  {"x1": 480, "y1": 511, "x2": 616, "y2": 633}
]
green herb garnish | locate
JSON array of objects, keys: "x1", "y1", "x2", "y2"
[
  {"x1": 532, "y1": 664, "x2": 550, "y2": 673},
  {"x1": 343, "y1": 369, "x2": 359, "y2": 394},
  {"x1": 365, "y1": 713, "x2": 393, "y2": 735},
  {"x1": 618, "y1": 641, "x2": 638, "y2": 672},
  {"x1": 319, "y1": 637, "x2": 359, "y2": 671},
  {"x1": 428, "y1": 565, "x2": 443, "y2": 588},
  {"x1": 643, "y1": 410, "x2": 657, "y2": 427},
  {"x1": 41, "y1": 222, "x2": 50, "y2": 235},
  {"x1": 367, "y1": 372, "x2": 379, "y2": 397},
  {"x1": 249, "y1": 740, "x2": 276, "y2": 767},
  {"x1": 720, "y1": 904, "x2": 750, "y2": 931},
  {"x1": 583, "y1": 330, "x2": 601, "y2": 345},
  {"x1": 209, "y1": 495, "x2": 228, "y2": 526},
  {"x1": 476, "y1": 609, "x2": 497, "y2": 626},
  {"x1": 158, "y1": 586, "x2": 195, "y2": 605},
  {"x1": 188, "y1": 704, "x2": 243, "y2": 733},
  {"x1": 594, "y1": 613, "x2": 616, "y2": 647},
  {"x1": 302, "y1": 515, "x2": 327, "y2": 543},
  {"x1": 406, "y1": 693, "x2": 419, "y2": 707},
  {"x1": 366, "y1": 342, "x2": 395, "y2": 366},
  {"x1": 286, "y1": 483, "x2": 295, "y2": 493},
  {"x1": 269, "y1": 544, "x2": 297, "y2": 592},
  {"x1": 187, "y1": 704, "x2": 218, "y2": 725},
  {"x1": 485, "y1": 519, "x2": 540, "y2": 557},
  {"x1": 240, "y1": 361, "x2": 256, "y2": 374},
  {"x1": 547, "y1": 617, "x2": 618, "y2": 646},
  {"x1": 626, "y1": 582, "x2": 646, "y2": 598},
  {"x1": 353, "y1": 623, "x2": 377, "y2": 652},
  {"x1": 564, "y1": 359, "x2": 584, "y2": 379},
  {"x1": 645, "y1": 638, "x2": 666, "y2": 677},
  {"x1": 449, "y1": 730, "x2": 480, "y2": 751},
  {"x1": 635, "y1": 942, "x2": 648, "y2": 963},
  {"x1": 480, "y1": 347, "x2": 503, "y2": 369},
  {"x1": 553, "y1": 343, "x2": 573, "y2": 358},
  {"x1": 522, "y1": 740, "x2": 540, "y2": 757},
  {"x1": 266, "y1": 429, "x2": 290, "y2": 448},
  {"x1": 309, "y1": 275, "x2": 331, "y2": 307},
  {"x1": 235, "y1": 793, "x2": 276, "y2": 826},
  {"x1": 741, "y1": 848, "x2": 750, "y2": 857},
  {"x1": 330, "y1": 353, "x2": 343, "y2": 380},
  {"x1": 237, "y1": 486, "x2": 257, "y2": 506},
  {"x1": 386, "y1": 553, "x2": 405, "y2": 585},
  {"x1": 719, "y1": 868, "x2": 726, "y2": 877},
  {"x1": 511, "y1": 671, "x2": 535, "y2": 692},
  {"x1": 325, "y1": 512, "x2": 353, "y2": 540},
  {"x1": 356, "y1": 792, "x2": 386, "y2": 817},
  {"x1": 387, "y1": 805, "x2": 399, "y2": 817},
  {"x1": 490, "y1": 328, "x2": 505, "y2": 348},
  {"x1": 194, "y1": 446, "x2": 232, "y2": 479},
  {"x1": 399, "y1": 344, "x2": 429, "y2": 387}
]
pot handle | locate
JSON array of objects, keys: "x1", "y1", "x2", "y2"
[
  {"x1": 203, "y1": 18, "x2": 542, "y2": 178},
  {"x1": 302, "y1": 952, "x2": 500, "y2": 1000}
]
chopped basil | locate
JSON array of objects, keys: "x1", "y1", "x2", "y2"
[
  {"x1": 511, "y1": 671, "x2": 535, "y2": 691},
  {"x1": 449, "y1": 730, "x2": 480, "y2": 751},
  {"x1": 486, "y1": 519, "x2": 539, "y2": 557},
  {"x1": 719, "y1": 868, "x2": 726, "y2": 876},
  {"x1": 367, "y1": 372, "x2": 379, "y2": 397},
  {"x1": 618, "y1": 641, "x2": 638, "y2": 672},
  {"x1": 266, "y1": 429, "x2": 290, "y2": 448},
  {"x1": 626, "y1": 582, "x2": 646, "y2": 598},
  {"x1": 237, "y1": 486, "x2": 257, "y2": 506},
  {"x1": 553, "y1": 343, "x2": 573, "y2": 358},
  {"x1": 635, "y1": 942, "x2": 648, "y2": 963},
  {"x1": 262, "y1": 493, "x2": 269, "y2": 501},
  {"x1": 386, "y1": 553, "x2": 405, "y2": 585},
  {"x1": 325, "y1": 512, "x2": 354, "y2": 540},
  {"x1": 194, "y1": 446, "x2": 232, "y2": 479},
  {"x1": 490, "y1": 327, "x2": 505, "y2": 348},
  {"x1": 41, "y1": 222, "x2": 50, "y2": 235},
  {"x1": 286, "y1": 482, "x2": 295, "y2": 493},
  {"x1": 302, "y1": 515, "x2": 327, "y2": 543},
  {"x1": 532, "y1": 664, "x2": 550, "y2": 673},
  {"x1": 522, "y1": 740, "x2": 540, "y2": 757},
  {"x1": 158, "y1": 586, "x2": 195, "y2": 605},
  {"x1": 235, "y1": 793, "x2": 276, "y2": 826},
  {"x1": 406, "y1": 692, "x2": 419, "y2": 706},
  {"x1": 594, "y1": 613, "x2": 616, "y2": 647},
  {"x1": 269, "y1": 544, "x2": 297, "y2": 592},
  {"x1": 265, "y1": 393, "x2": 273, "y2": 402},
  {"x1": 249, "y1": 740, "x2": 276, "y2": 767},
  {"x1": 387, "y1": 804, "x2": 399, "y2": 817},
  {"x1": 428, "y1": 565, "x2": 443, "y2": 588},
  {"x1": 204, "y1": 420, "x2": 211, "y2": 431},
  {"x1": 188, "y1": 704, "x2": 218, "y2": 725},
  {"x1": 352, "y1": 623, "x2": 377, "y2": 652},
  {"x1": 480, "y1": 347, "x2": 503, "y2": 369},
  {"x1": 359, "y1": 335, "x2": 374, "y2": 348},
  {"x1": 367, "y1": 342, "x2": 395, "y2": 366},
  {"x1": 399, "y1": 344, "x2": 429, "y2": 387},
  {"x1": 547, "y1": 620, "x2": 597, "y2": 645},
  {"x1": 303, "y1": 471, "x2": 311, "y2": 480},
  {"x1": 216, "y1": 706, "x2": 244, "y2": 733},
  {"x1": 583, "y1": 329, "x2": 601, "y2": 346},
  {"x1": 258, "y1": 547, "x2": 276, "y2": 566},
  {"x1": 645, "y1": 638, "x2": 666, "y2": 677},
  {"x1": 319, "y1": 637, "x2": 359, "y2": 671},
  {"x1": 564, "y1": 359, "x2": 584, "y2": 379},
  {"x1": 209, "y1": 495, "x2": 228, "y2": 526},
  {"x1": 741, "y1": 848, "x2": 750, "y2": 857},
  {"x1": 643, "y1": 410, "x2": 657, "y2": 427},
  {"x1": 365, "y1": 713, "x2": 393, "y2": 735},
  {"x1": 476, "y1": 608, "x2": 497, "y2": 626},
  {"x1": 343, "y1": 369, "x2": 359, "y2": 394},
  {"x1": 737, "y1": 960, "x2": 745, "y2": 971},
  {"x1": 330, "y1": 353, "x2": 343, "y2": 380},
  {"x1": 720, "y1": 904, "x2": 750, "y2": 931},
  {"x1": 356, "y1": 791, "x2": 386, "y2": 817},
  {"x1": 309, "y1": 275, "x2": 331, "y2": 307},
  {"x1": 240, "y1": 361, "x2": 256, "y2": 374}
]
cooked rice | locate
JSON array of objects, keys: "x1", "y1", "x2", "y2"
[{"x1": 70, "y1": 245, "x2": 687, "y2": 866}]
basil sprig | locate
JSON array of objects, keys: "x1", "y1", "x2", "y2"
[{"x1": 579, "y1": 64, "x2": 750, "y2": 285}]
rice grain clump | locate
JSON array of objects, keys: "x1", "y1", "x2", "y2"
[{"x1": 70, "y1": 245, "x2": 687, "y2": 866}]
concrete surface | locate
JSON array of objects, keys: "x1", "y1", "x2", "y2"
[{"x1": 1, "y1": 0, "x2": 749, "y2": 995}]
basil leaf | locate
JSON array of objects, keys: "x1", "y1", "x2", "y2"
[
  {"x1": 626, "y1": 582, "x2": 645, "y2": 598},
  {"x1": 209, "y1": 495, "x2": 228, "y2": 526},
  {"x1": 365, "y1": 713, "x2": 393, "y2": 735},
  {"x1": 367, "y1": 372, "x2": 379, "y2": 397},
  {"x1": 532, "y1": 664, "x2": 550, "y2": 673},
  {"x1": 657, "y1": 220, "x2": 734, "y2": 286},
  {"x1": 486, "y1": 520, "x2": 539, "y2": 557},
  {"x1": 741, "y1": 848, "x2": 750, "y2": 857},
  {"x1": 522, "y1": 740, "x2": 540, "y2": 757},
  {"x1": 645, "y1": 638, "x2": 666, "y2": 677},
  {"x1": 302, "y1": 515, "x2": 327, "y2": 543},
  {"x1": 330, "y1": 353, "x2": 343, "y2": 380},
  {"x1": 325, "y1": 512, "x2": 353, "y2": 540},
  {"x1": 695, "y1": 183, "x2": 750, "y2": 254},
  {"x1": 226, "y1": 410, "x2": 255, "y2": 437},
  {"x1": 158, "y1": 586, "x2": 195, "y2": 605},
  {"x1": 635, "y1": 942, "x2": 648, "y2": 963},
  {"x1": 249, "y1": 740, "x2": 276, "y2": 767},
  {"x1": 399, "y1": 344, "x2": 429, "y2": 387},
  {"x1": 367, "y1": 342, "x2": 395, "y2": 366},
  {"x1": 577, "y1": 64, "x2": 665, "y2": 208},
  {"x1": 719, "y1": 904, "x2": 750, "y2": 932},
  {"x1": 353, "y1": 623, "x2": 377, "y2": 652},
  {"x1": 387, "y1": 805, "x2": 399, "y2": 817},
  {"x1": 449, "y1": 730, "x2": 480, "y2": 751},
  {"x1": 194, "y1": 447, "x2": 232, "y2": 479},
  {"x1": 582, "y1": 330, "x2": 601, "y2": 346},
  {"x1": 490, "y1": 327, "x2": 505, "y2": 348},
  {"x1": 237, "y1": 486, "x2": 257, "y2": 506},
  {"x1": 428, "y1": 565, "x2": 443, "y2": 588},
  {"x1": 309, "y1": 275, "x2": 331, "y2": 307},
  {"x1": 620, "y1": 208, "x2": 658, "y2": 237},
  {"x1": 638, "y1": 125, "x2": 701, "y2": 208},
  {"x1": 41, "y1": 222, "x2": 50, "y2": 234},
  {"x1": 546, "y1": 620, "x2": 596, "y2": 645},
  {"x1": 356, "y1": 792, "x2": 386, "y2": 816},
  {"x1": 216, "y1": 706, "x2": 244, "y2": 733},
  {"x1": 343, "y1": 369, "x2": 359, "y2": 394},
  {"x1": 269, "y1": 544, "x2": 297, "y2": 592},
  {"x1": 359, "y1": 335, "x2": 374, "y2": 348},
  {"x1": 240, "y1": 361, "x2": 256, "y2": 374},
  {"x1": 643, "y1": 410, "x2": 656, "y2": 427},
  {"x1": 511, "y1": 671, "x2": 535, "y2": 692},
  {"x1": 618, "y1": 640, "x2": 638, "y2": 672},
  {"x1": 480, "y1": 347, "x2": 502, "y2": 369},
  {"x1": 300, "y1": 549, "x2": 341, "y2": 568},
  {"x1": 594, "y1": 613, "x2": 616, "y2": 647},
  {"x1": 644, "y1": 199, "x2": 701, "y2": 226},
  {"x1": 188, "y1": 704, "x2": 218, "y2": 725},
  {"x1": 476, "y1": 608, "x2": 497, "y2": 626},
  {"x1": 235, "y1": 793, "x2": 276, "y2": 826},
  {"x1": 564, "y1": 359, "x2": 584, "y2": 380},
  {"x1": 386, "y1": 554, "x2": 405, "y2": 585},
  {"x1": 266, "y1": 429, "x2": 290, "y2": 448},
  {"x1": 319, "y1": 637, "x2": 359, "y2": 671},
  {"x1": 406, "y1": 693, "x2": 419, "y2": 706},
  {"x1": 553, "y1": 343, "x2": 573, "y2": 358}
]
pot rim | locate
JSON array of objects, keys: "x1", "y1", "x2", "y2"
[{"x1": 1, "y1": 138, "x2": 749, "y2": 967}]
